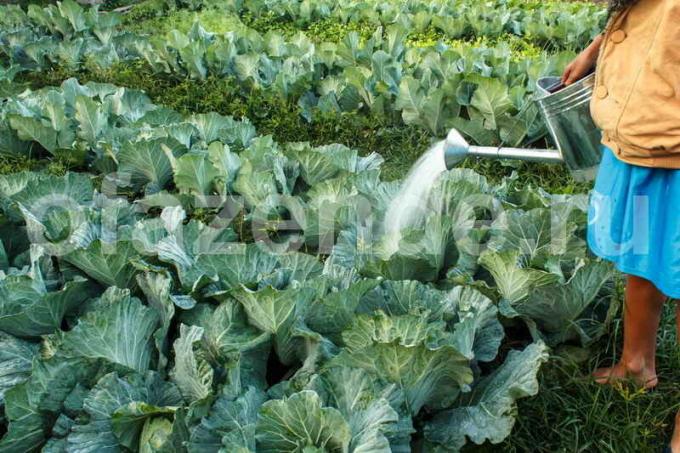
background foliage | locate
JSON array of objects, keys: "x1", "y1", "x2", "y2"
[{"x1": 0, "y1": 0, "x2": 677, "y2": 452}]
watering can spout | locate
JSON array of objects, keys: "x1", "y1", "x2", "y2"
[
  {"x1": 443, "y1": 128, "x2": 563, "y2": 171},
  {"x1": 443, "y1": 129, "x2": 472, "y2": 169}
]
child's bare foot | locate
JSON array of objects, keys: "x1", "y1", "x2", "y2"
[
  {"x1": 592, "y1": 361, "x2": 658, "y2": 389},
  {"x1": 671, "y1": 412, "x2": 680, "y2": 453}
]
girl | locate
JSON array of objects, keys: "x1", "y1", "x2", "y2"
[{"x1": 562, "y1": 0, "x2": 680, "y2": 450}]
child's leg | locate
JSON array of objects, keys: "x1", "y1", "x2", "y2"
[
  {"x1": 675, "y1": 303, "x2": 680, "y2": 452},
  {"x1": 593, "y1": 275, "x2": 666, "y2": 388},
  {"x1": 673, "y1": 300, "x2": 678, "y2": 449},
  {"x1": 677, "y1": 299, "x2": 680, "y2": 343}
]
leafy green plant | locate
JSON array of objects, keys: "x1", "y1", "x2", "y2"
[
  {"x1": 0, "y1": 78, "x2": 618, "y2": 452},
  {"x1": 1, "y1": 0, "x2": 590, "y2": 149}
]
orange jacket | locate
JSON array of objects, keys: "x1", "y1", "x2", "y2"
[{"x1": 590, "y1": 0, "x2": 680, "y2": 168}]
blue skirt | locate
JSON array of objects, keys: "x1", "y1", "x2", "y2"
[{"x1": 587, "y1": 145, "x2": 680, "y2": 298}]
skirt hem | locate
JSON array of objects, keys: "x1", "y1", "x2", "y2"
[{"x1": 589, "y1": 242, "x2": 680, "y2": 299}]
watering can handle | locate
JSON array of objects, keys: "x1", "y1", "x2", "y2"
[{"x1": 543, "y1": 80, "x2": 566, "y2": 94}]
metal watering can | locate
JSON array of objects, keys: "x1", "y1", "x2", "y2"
[{"x1": 443, "y1": 73, "x2": 602, "y2": 181}]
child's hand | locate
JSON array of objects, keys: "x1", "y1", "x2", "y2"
[
  {"x1": 562, "y1": 53, "x2": 596, "y2": 85},
  {"x1": 562, "y1": 34, "x2": 604, "y2": 85}
]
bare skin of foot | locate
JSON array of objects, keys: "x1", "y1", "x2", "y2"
[
  {"x1": 593, "y1": 279, "x2": 679, "y2": 448},
  {"x1": 592, "y1": 361, "x2": 658, "y2": 389},
  {"x1": 592, "y1": 275, "x2": 666, "y2": 390},
  {"x1": 670, "y1": 412, "x2": 680, "y2": 453}
]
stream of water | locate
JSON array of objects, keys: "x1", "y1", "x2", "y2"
[{"x1": 382, "y1": 140, "x2": 448, "y2": 253}]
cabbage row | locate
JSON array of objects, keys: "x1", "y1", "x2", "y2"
[
  {"x1": 1, "y1": 0, "x2": 606, "y2": 49},
  {"x1": 1, "y1": 0, "x2": 590, "y2": 146},
  {"x1": 0, "y1": 77, "x2": 616, "y2": 452},
  {"x1": 229, "y1": 0, "x2": 606, "y2": 49}
]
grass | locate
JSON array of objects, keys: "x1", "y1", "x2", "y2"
[{"x1": 475, "y1": 303, "x2": 680, "y2": 453}]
